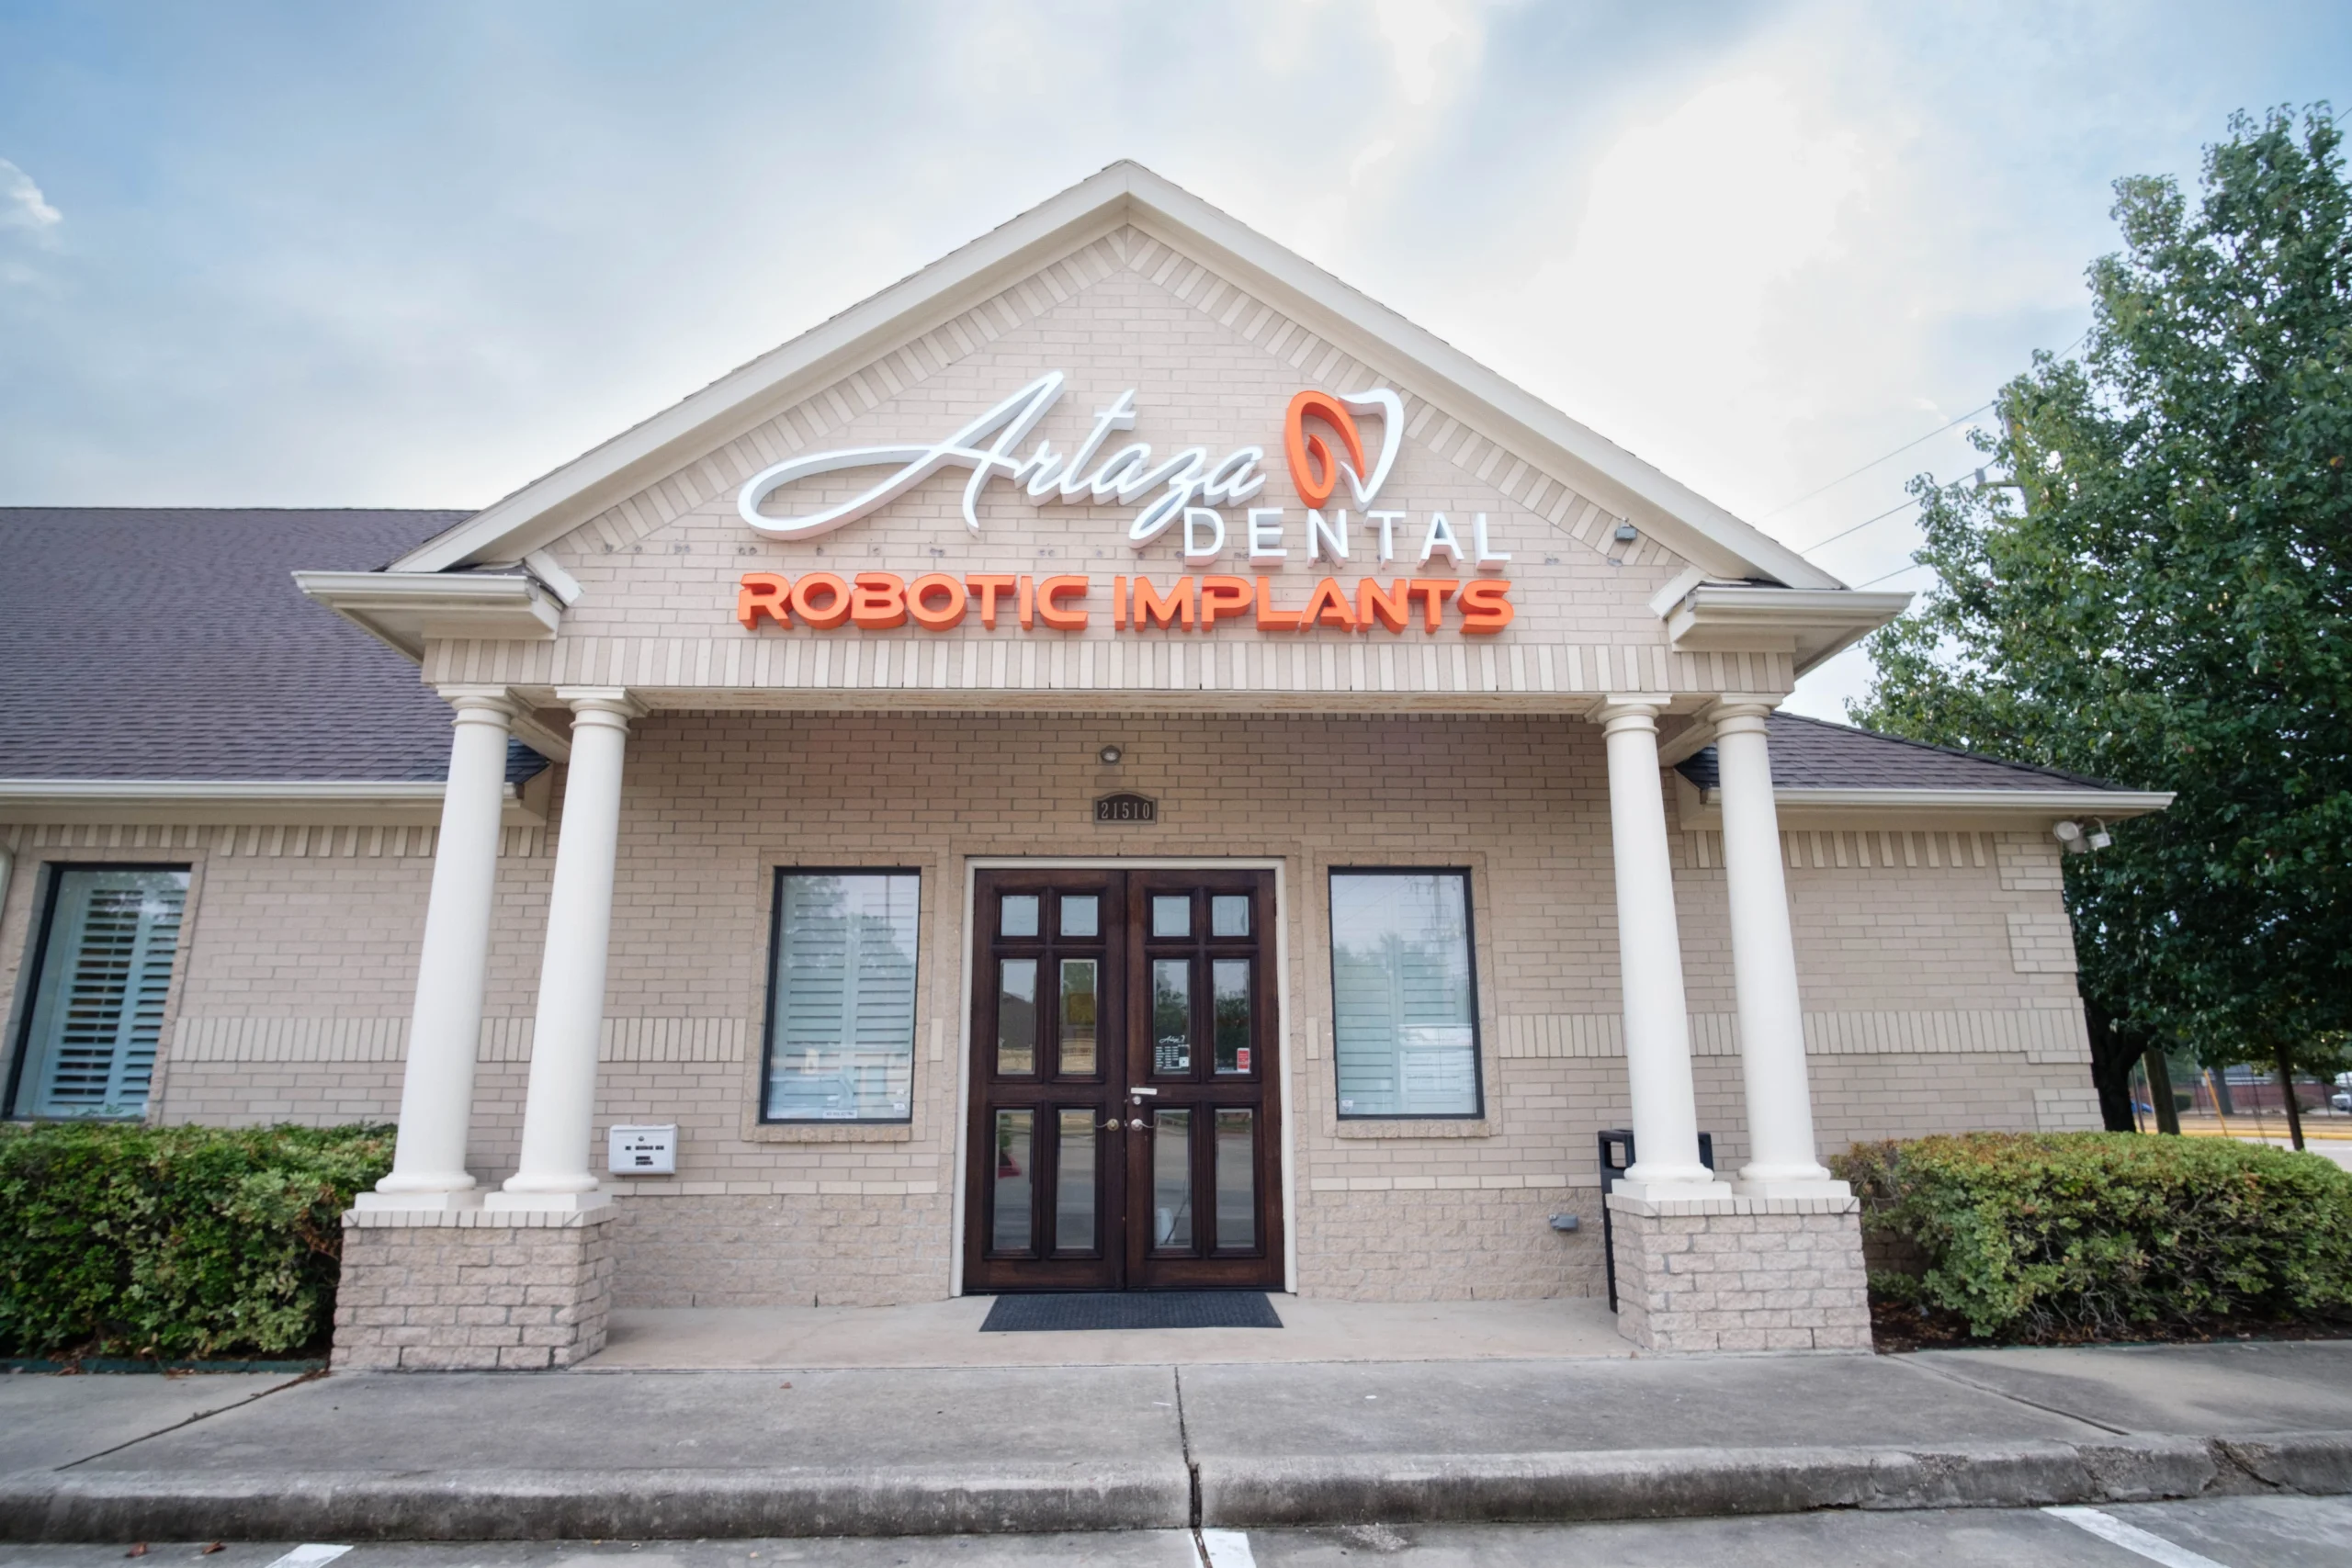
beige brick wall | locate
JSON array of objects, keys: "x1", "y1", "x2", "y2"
[{"x1": 2, "y1": 715, "x2": 2097, "y2": 1306}]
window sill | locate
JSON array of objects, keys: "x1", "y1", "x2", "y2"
[
  {"x1": 740, "y1": 1121, "x2": 917, "y2": 1144},
  {"x1": 1330, "y1": 1117, "x2": 1497, "y2": 1139}
]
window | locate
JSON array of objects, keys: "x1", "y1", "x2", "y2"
[
  {"x1": 8, "y1": 867, "x2": 189, "y2": 1121},
  {"x1": 762, "y1": 870, "x2": 920, "y2": 1122},
  {"x1": 1329, "y1": 869, "x2": 1481, "y2": 1118}
]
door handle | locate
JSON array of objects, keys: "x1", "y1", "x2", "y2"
[
  {"x1": 1129, "y1": 1118, "x2": 1147, "y2": 1132},
  {"x1": 1100, "y1": 1119, "x2": 1124, "y2": 1132}
]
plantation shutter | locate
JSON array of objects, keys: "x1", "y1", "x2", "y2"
[
  {"x1": 1329, "y1": 871, "x2": 1480, "y2": 1118},
  {"x1": 764, "y1": 872, "x2": 919, "y2": 1120},
  {"x1": 18, "y1": 868, "x2": 190, "y2": 1120}
]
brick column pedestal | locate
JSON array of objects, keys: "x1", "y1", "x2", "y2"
[
  {"x1": 1606, "y1": 1191, "x2": 1871, "y2": 1352},
  {"x1": 333, "y1": 1207, "x2": 616, "y2": 1371}
]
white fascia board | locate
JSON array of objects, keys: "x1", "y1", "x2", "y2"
[
  {"x1": 389, "y1": 161, "x2": 1847, "y2": 589},
  {"x1": 1666, "y1": 585, "x2": 1915, "y2": 674},
  {"x1": 1716, "y1": 785, "x2": 2173, "y2": 817},
  {"x1": 0, "y1": 778, "x2": 542, "y2": 828},
  {"x1": 294, "y1": 570, "x2": 562, "y2": 660}
]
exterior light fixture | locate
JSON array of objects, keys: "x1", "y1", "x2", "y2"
[
  {"x1": 2052, "y1": 819, "x2": 2085, "y2": 853},
  {"x1": 1613, "y1": 523, "x2": 1639, "y2": 543},
  {"x1": 2087, "y1": 820, "x2": 2113, "y2": 851},
  {"x1": 1099, "y1": 744, "x2": 1124, "y2": 765}
]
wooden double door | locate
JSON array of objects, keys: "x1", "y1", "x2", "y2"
[{"x1": 964, "y1": 868, "x2": 1283, "y2": 1292}]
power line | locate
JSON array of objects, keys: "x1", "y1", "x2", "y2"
[
  {"x1": 1798, "y1": 492, "x2": 1923, "y2": 556},
  {"x1": 1756, "y1": 403, "x2": 1990, "y2": 520},
  {"x1": 1758, "y1": 324, "x2": 2098, "y2": 527},
  {"x1": 1855, "y1": 560, "x2": 1936, "y2": 589}
]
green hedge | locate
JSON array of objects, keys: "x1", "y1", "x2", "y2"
[
  {"x1": 0, "y1": 1122, "x2": 393, "y2": 1360},
  {"x1": 1832, "y1": 1133, "x2": 2352, "y2": 1342}
]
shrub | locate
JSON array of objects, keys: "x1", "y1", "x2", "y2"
[
  {"x1": 0, "y1": 1122, "x2": 393, "y2": 1360},
  {"x1": 1831, "y1": 1133, "x2": 2352, "y2": 1342}
]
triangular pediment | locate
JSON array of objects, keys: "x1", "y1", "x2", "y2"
[{"x1": 393, "y1": 163, "x2": 1835, "y2": 593}]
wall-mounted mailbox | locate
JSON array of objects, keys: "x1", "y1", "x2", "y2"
[{"x1": 607, "y1": 1123, "x2": 678, "y2": 1176}]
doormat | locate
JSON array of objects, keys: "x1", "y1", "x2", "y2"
[{"x1": 979, "y1": 1292, "x2": 1283, "y2": 1332}]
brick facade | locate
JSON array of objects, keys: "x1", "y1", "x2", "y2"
[
  {"x1": 0, "y1": 713, "x2": 2096, "y2": 1310},
  {"x1": 333, "y1": 1208, "x2": 616, "y2": 1371},
  {"x1": 1606, "y1": 1193, "x2": 1873, "y2": 1352}
]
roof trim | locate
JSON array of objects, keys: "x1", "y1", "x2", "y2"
[
  {"x1": 294, "y1": 570, "x2": 562, "y2": 660},
  {"x1": 389, "y1": 162, "x2": 1845, "y2": 590},
  {"x1": 0, "y1": 777, "x2": 542, "y2": 829},
  {"x1": 1713, "y1": 785, "x2": 2175, "y2": 816},
  {"x1": 1665, "y1": 585, "x2": 1914, "y2": 675}
]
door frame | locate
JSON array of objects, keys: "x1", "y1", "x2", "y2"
[{"x1": 952, "y1": 857, "x2": 1296, "y2": 1296}]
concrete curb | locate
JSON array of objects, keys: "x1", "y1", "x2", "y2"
[
  {"x1": 0, "y1": 1433, "x2": 2344, "y2": 1541},
  {"x1": 1195, "y1": 1431, "x2": 2352, "y2": 1529},
  {"x1": 0, "y1": 1463, "x2": 1192, "y2": 1541}
]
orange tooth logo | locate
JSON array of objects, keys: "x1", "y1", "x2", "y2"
[{"x1": 1283, "y1": 390, "x2": 1366, "y2": 508}]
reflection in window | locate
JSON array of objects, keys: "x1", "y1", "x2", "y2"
[
  {"x1": 1151, "y1": 894, "x2": 1191, "y2": 938},
  {"x1": 1060, "y1": 895, "x2": 1099, "y2": 938},
  {"x1": 1152, "y1": 1108, "x2": 1193, "y2": 1248},
  {"x1": 763, "y1": 872, "x2": 920, "y2": 1122},
  {"x1": 1216, "y1": 1109, "x2": 1255, "y2": 1250},
  {"x1": 997, "y1": 959, "x2": 1037, "y2": 1076},
  {"x1": 1001, "y1": 894, "x2": 1039, "y2": 938},
  {"x1": 1329, "y1": 871, "x2": 1480, "y2": 1118},
  {"x1": 1212, "y1": 895, "x2": 1250, "y2": 937},
  {"x1": 1059, "y1": 958, "x2": 1098, "y2": 1076},
  {"x1": 1152, "y1": 958, "x2": 1192, "y2": 1074},
  {"x1": 1056, "y1": 1109, "x2": 1096, "y2": 1252},
  {"x1": 993, "y1": 1110, "x2": 1034, "y2": 1251},
  {"x1": 1213, "y1": 958, "x2": 1250, "y2": 1074}
]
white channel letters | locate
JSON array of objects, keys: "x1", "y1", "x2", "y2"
[{"x1": 736, "y1": 374, "x2": 1408, "y2": 552}]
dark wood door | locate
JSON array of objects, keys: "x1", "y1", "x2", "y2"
[{"x1": 965, "y1": 868, "x2": 1282, "y2": 1292}]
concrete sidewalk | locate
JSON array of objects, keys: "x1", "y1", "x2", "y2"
[{"x1": 2, "y1": 1340, "x2": 2349, "y2": 1541}]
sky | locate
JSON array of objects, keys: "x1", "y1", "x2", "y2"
[{"x1": 5, "y1": 0, "x2": 2349, "y2": 718}]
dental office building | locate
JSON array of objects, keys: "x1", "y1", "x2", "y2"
[{"x1": 0, "y1": 165, "x2": 2167, "y2": 1364}]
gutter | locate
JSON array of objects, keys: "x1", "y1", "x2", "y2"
[{"x1": 0, "y1": 778, "x2": 542, "y2": 829}]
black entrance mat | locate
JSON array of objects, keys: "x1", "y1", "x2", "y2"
[{"x1": 979, "y1": 1291, "x2": 1283, "y2": 1332}]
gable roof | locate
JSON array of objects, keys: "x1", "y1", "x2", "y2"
[
  {"x1": 0, "y1": 508, "x2": 544, "y2": 785},
  {"x1": 1677, "y1": 712, "x2": 2139, "y2": 795},
  {"x1": 390, "y1": 162, "x2": 1842, "y2": 591}
]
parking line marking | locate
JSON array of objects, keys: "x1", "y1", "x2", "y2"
[
  {"x1": 2046, "y1": 1506, "x2": 2230, "y2": 1568},
  {"x1": 1200, "y1": 1528, "x2": 1257, "y2": 1568}
]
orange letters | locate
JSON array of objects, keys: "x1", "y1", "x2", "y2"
[
  {"x1": 967, "y1": 574, "x2": 1017, "y2": 629},
  {"x1": 734, "y1": 570, "x2": 1509, "y2": 638},
  {"x1": 736, "y1": 573, "x2": 791, "y2": 630},
  {"x1": 1283, "y1": 391, "x2": 1366, "y2": 509},
  {"x1": 906, "y1": 573, "x2": 968, "y2": 631},
  {"x1": 1197, "y1": 576, "x2": 1253, "y2": 629},
  {"x1": 1134, "y1": 576, "x2": 1196, "y2": 631},
  {"x1": 789, "y1": 571, "x2": 852, "y2": 629},
  {"x1": 1406, "y1": 579, "x2": 1457, "y2": 633},
  {"x1": 1037, "y1": 576, "x2": 1090, "y2": 630},
  {"x1": 1354, "y1": 577, "x2": 1409, "y2": 635},
  {"x1": 1457, "y1": 579, "x2": 1513, "y2": 634},
  {"x1": 1300, "y1": 577, "x2": 1357, "y2": 632},
  {"x1": 849, "y1": 572, "x2": 909, "y2": 630}
]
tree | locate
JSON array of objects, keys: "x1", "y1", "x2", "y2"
[{"x1": 1853, "y1": 107, "x2": 2352, "y2": 1140}]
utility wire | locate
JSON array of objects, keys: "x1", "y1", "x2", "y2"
[
  {"x1": 1799, "y1": 492, "x2": 1923, "y2": 555},
  {"x1": 1756, "y1": 403, "x2": 1990, "y2": 520}
]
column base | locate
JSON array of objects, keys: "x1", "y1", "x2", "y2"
[
  {"x1": 1611, "y1": 1178, "x2": 1736, "y2": 1204},
  {"x1": 334, "y1": 1206, "x2": 617, "y2": 1371},
  {"x1": 1605, "y1": 1191, "x2": 1871, "y2": 1353},
  {"x1": 1732, "y1": 1176, "x2": 1854, "y2": 1201},
  {"x1": 483, "y1": 1185, "x2": 615, "y2": 1214},
  {"x1": 354, "y1": 1186, "x2": 484, "y2": 1213}
]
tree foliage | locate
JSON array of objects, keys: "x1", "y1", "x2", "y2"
[{"x1": 1853, "y1": 107, "x2": 2352, "y2": 1084}]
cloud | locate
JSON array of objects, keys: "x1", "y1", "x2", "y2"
[{"x1": 0, "y1": 159, "x2": 62, "y2": 235}]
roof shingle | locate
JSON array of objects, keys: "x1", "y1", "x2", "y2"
[
  {"x1": 1677, "y1": 712, "x2": 2127, "y2": 794},
  {"x1": 0, "y1": 507, "x2": 539, "y2": 784}
]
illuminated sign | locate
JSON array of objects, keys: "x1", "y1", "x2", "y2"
[
  {"x1": 736, "y1": 374, "x2": 1412, "y2": 553},
  {"x1": 734, "y1": 571, "x2": 1513, "y2": 636}
]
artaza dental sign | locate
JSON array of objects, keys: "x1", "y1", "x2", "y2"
[{"x1": 731, "y1": 376, "x2": 1514, "y2": 637}]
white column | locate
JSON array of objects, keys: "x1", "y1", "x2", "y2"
[
  {"x1": 489, "y1": 688, "x2": 642, "y2": 1213},
  {"x1": 360, "y1": 687, "x2": 515, "y2": 1209},
  {"x1": 1596, "y1": 698, "x2": 1728, "y2": 1199},
  {"x1": 1713, "y1": 701, "x2": 1848, "y2": 1199}
]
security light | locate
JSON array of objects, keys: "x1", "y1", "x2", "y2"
[
  {"x1": 1613, "y1": 523, "x2": 1639, "y2": 543},
  {"x1": 2087, "y1": 821, "x2": 2113, "y2": 851},
  {"x1": 1098, "y1": 744, "x2": 1124, "y2": 765},
  {"x1": 2053, "y1": 820, "x2": 2085, "y2": 853}
]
